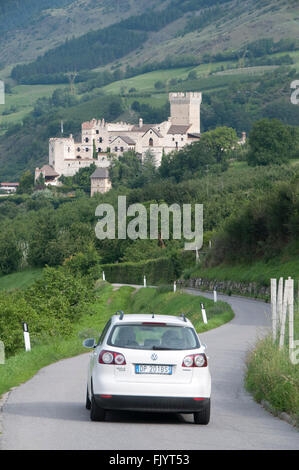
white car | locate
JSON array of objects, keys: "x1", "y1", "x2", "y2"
[{"x1": 83, "y1": 312, "x2": 211, "y2": 424}]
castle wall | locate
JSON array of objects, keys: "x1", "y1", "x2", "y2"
[{"x1": 49, "y1": 92, "x2": 203, "y2": 179}]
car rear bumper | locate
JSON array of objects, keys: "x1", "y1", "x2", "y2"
[{"x1": 94, "y1": 395, "x2": 210, "y2": 413}]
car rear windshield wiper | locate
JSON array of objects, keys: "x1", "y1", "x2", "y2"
[{"x1": 152, "y1": 346, "x2": 173, "y2": 350}]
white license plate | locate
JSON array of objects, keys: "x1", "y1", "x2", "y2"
[{"x1": 135, "y1": 364, "x2": 172, "y2": 375}]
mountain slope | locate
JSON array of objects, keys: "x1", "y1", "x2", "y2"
[
  {"x1": 1, "y1": 0, "x2": 299, "y2": 77},
  {"x1": 0, "y1": 0, "x2": 164, "y2": 69}
]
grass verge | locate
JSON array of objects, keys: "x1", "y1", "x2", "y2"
[
  {"x1": 184, "y1": 258, "x2": 299, "y2": 287},
  {"x1": 0, "y1": 283, "x2": 233, "y2": 397},
  {"x1": 245, "y1": 308, "x2": 299, "y2": 426}
]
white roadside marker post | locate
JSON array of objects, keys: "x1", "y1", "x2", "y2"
[
  {"x1": 144, "y1": 276, "x2": 146, "y2": 287},
  {"x1": 22, "y1": 322, "x2": 31, "y2": 352},
  {"x1": 288, "y1": 277, "x2": 294, "y2": 357},
  {"x1": 102, "y1": 271, "x2": 105, "y2": 281},
  {"x1": 279, "y1": 277, "x2": 294, "y2": 351},
  {"x1": 174, "y1": 281, "x2": 176, "y2": 293},
  {"x1": 0, "y1": 340, "x2": 4, "y2": 364},
  {"x1": 213, "y1": 286, "x2": 217, "y2": 303},
  {"x1": 271, "y1": 278, "x2": 277, "y2": 341},
  {"x1": 201, "y1": 303, "x2": 208, "y2": 324},
  {"x1": 277, "y1": 277, "x2": 283, "y2": 327}
]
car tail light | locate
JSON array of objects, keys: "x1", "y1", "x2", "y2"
[
  {"x1": 99, "y1": 350, "x2": 126, "y2": 365},
  {"x1": 182, "y1": 355, "x2": 194, "y2": 367},
  {"x1": 114, "y1": 353, "x2": 126, "y2": 365},
  {"x1": 194, "y1": 354, "x2": 208, "y2": 367},
  {"x1": 182, "y1": 353, "x2": 207, "y2": 368}
]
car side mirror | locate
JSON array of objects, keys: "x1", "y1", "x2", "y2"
[{"x1": 83, "y1": 338, "x2": 96, "y2": 349}]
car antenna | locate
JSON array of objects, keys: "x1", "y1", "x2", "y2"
[
  {"x1": 116, "y1": 310, "x2": 124, "y2": 320},
  {"x1": 152, "y1": 312, "x2": 155, "y2": 318},
  {"x1": 180, "y1": 313, "x2": 187, "y2": 322}
]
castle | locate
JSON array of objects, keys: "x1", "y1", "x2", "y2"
[{"x1": 35, "y1": 92, "x2": 203, "y2": 191}]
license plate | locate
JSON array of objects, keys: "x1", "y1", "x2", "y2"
[{"x1": 135, "y1": 364, "x2": 172, "y2": 375}]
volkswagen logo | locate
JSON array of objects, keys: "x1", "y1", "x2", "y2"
[{"x1": 151, "y1": 353, "x2": 158, "y2": 361}]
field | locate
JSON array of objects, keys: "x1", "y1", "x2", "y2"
[
  {"x1": 1, "y1": 43, "x2": 299, "y2": 132},
  {"x1": 0, "y1": 83, "x2": 67, "y2": 132},
  {"x1": 0, "y1": 268, "x2": 44, "y2": 292}
]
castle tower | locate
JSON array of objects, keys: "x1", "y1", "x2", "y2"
[
  {"x1": 169, "y1": 92, "x2": 202, "y2": 134},
  {"x1": 49, "y1": 135, "x2": 75, "y2": 175}
]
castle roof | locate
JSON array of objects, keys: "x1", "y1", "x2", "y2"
[
  {"x1": 39, "y1": 165, "x2": 59, "y2": 177},
  {"x1": 142, "y1": 127, "x2": 163, "y2": 138},
  {"x1": 91, "y1": 168, "x2": 110, "y2": 179},
  {"x1": 187, "y1": 132, "x2": 201, "y2": 139},
  {"x1": 167, "y1": 125, "x2": 191, "y2": 135},
  {"x1": 110, "y1": 135, "x2": 136, "y2": 145},
  {"x1": 131, "y1": 124, "x2": 157, "y2": 133},
  {"x1": 82, "y1": 119, "x2": 98, "y2": 130}
]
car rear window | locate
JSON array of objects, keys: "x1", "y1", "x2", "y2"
[{"x1": 107, "y1": 323, "x2": 200, "y2": 350}]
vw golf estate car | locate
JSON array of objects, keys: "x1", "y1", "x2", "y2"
[{"x1": 83, "y1": 312, "x2": 211, "y2": 424}]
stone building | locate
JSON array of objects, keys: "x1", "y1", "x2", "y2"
[
  {"x1": 36, "y1": 92, "x2": 203, "y2": 186},
  {"x1": 90, "y1": 167, "x2": 112, "y2": 196}
]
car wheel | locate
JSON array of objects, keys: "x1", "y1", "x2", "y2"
[
  {"x1": 90, "y1": 393, "x2": 106, "y2": 422},
  {"x1": 86, "y1": 386, "x2": 91, "y2": 410},
  {"x1": 194, "y1": 400, "x2": 210, "y2": 425}
]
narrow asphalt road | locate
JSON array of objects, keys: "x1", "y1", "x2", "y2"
[{"x1": 1, "y1": 288, "x2": 298, "y2": 450}]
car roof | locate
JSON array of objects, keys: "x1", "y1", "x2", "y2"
[{"x1": 111, "y1": 313, "x2": 193, "y2": 327}]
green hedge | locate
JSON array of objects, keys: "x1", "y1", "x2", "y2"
[{"x1": 102, "y1": 251, "x2": 195, "y2": 285}]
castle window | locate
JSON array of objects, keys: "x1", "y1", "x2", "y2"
[
  {"x1": 77, "y1": 147, "x2": 81, "y2": 152},
  {"x1": 181, "y1": 137, "x2": 184, "y2": 141},
  {"x1": 85, "y1": 137, "x2": 89, "y2": 143},
  {"x1": 114, "y1": 147, "x2": 118, "y2": 152},
  {"x1": 96, "y1": 130, "x2": 99, "y2": 134},
  {"x1": 86, "y1": 147, "x2": 89, "y2": 152},
  {"x1": 172, "y1": 137, "x2": 175, "y2": 141},
  {"x1": 120, "y1": 147, "x2": 124, "y2": 152},
  {"x1": 76, "y1": 155, "x2": 81, "y2": 159},
  {"x1": 98, "y1": 148, "x2": 102, "y2": 153},
  {"x1": 149, "y1": 138, "x2": 153, "y2": 147},
  {"x1": 99, "y1": 137, "x2": 103, "y2": 143}
]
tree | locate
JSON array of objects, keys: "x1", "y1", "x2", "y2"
[
  {"x1": 187, "y1": 70, "x2": 197, "y2": 80},
  {"x1": 0, "y1": 229, "x2": 22, "y2": 274},
  {"x1": 154, "y1": 81, "x2": 166, "y2": 90},
  {"x1": 247, "y1": 118, "x2": 295, "y2": 166},
  {"x1": 93, "y1": 139, "x2": 97, "y2": 159},
  {"x1": 35, "y1": 172, "x2": 45, "y2": 189},
  {"x1": 159, "y1": 140, "x2": 218, "y2": 182},
  {"x1": 109, "y1": 151, "x2": 143, "y2": 188},
  {"x1": 200, "y1": 127, "x2": 238, "y2": 163},
  {"x1": 17, "y1": 170, "x2": 34, "y2": 194}
]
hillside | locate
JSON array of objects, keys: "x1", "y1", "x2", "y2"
[
  {"x1": 0, "y1": 0, "x2": 299, "y2": 180},
  {"x1": 0, "y1": 0, "x2": 160, "y2": 71},
  {"x1": 1, "y1": 0, "x2": 299, "y2": 78}
]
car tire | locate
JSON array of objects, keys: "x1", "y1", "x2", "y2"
[
  {"x1": 194, "y1": 400, "x2": 210, "y2": 425},
  {"x1": 90, "y1": 393, "x2": 106, "y2": 422},
  {"x1": 86, "y1": 386, "x2": 91, "y2": 410}
]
